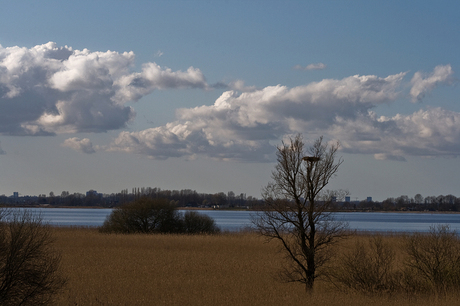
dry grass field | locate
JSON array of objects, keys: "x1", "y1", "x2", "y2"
[{"x1": 52, "y1": 228, "x2": 460, "y2": 305}]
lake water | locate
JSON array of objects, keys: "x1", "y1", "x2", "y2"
[{"x1": 6, "y1": 208, "x2": 460, "y2": 233}]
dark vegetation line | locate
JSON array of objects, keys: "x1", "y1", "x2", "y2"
[
  {"x1": 1, "y1": 188, "x2": 460, "y2": 212},
  {"x1": 1, "y1": 188, "x2": 263, "y2": 209}
]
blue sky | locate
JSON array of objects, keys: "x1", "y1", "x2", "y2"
[{"x1": 0, "y1": 0, "x2": 459, "y2": 201}]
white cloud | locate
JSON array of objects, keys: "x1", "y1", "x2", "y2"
[
  {"x1": 113, "y1": 63, "x2": 208, "y2": 103},
  {"x1": 62, "y1": 137, "x2": 96, "y2": 154},
  {"x1": 329, "y1": 107, "x2": 460, "y2": 160},
  {"x1": 108, "y1": 72, "x2": 407, "y2": 161},
  {"x1": 0, "y1": 42, "x2": 210, "y2": 135},
  {"x1": 293, "y1": 63, "x2": 327, "y2": 71},
  {"x1": 3, "y1": 45, "x2": 455, "y2": 163},
  {"x1": 410, "y1": 65, "x2": 454, "y2": 102},
  {"x1": 109, "y1": 67, "x2": 460, "y2": 162}
]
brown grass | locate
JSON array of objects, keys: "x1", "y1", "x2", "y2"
[{"x1": 52, "y1": 228, "x2": 460, "y2": 305}]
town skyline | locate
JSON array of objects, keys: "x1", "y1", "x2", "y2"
[{"x1": 3, "y1": 186, "x2": 460, "y2": 209}]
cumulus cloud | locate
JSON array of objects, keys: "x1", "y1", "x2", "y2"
[
  {"x1": 62, "y1": 137, "x2": 96, "y2": 154},
  {"x1": 410, "y1": 65, "x2": 454, "y2": 102},
  {"x1": 108, "y1": 66, "x2": 460, "y2": 162},
  {"x1": 0, "y1": 42, "x2": 210, "y2": 135},
  {"x1": 108, "y1": 72, "x2": 407, "y2": 161},
  {"x1": 113, "y1": 63, "x2": 208, "y2": 103},
  {"x1": 4, "y1": 45, "x2": 454, "y2": 163},
  {"x1": 329, "y1": 107, "x2": 460, "y2": 160},
  {"x1": 293, "y1": 63, "x2": 327, "y2": 71}
]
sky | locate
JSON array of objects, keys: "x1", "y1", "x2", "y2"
[{"x1": 0, "y1": 0, "x2": 460, "y2": 201}]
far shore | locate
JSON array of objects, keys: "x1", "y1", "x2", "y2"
[{"x1": 3, "y1": 204, "x2": 460, "y2": 214}]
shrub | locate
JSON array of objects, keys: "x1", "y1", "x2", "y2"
[
  {"x1": 331, "y1": 226, "x2": 460, "y2": 296},
  {"x1": 100, "y1": 198, "x2": 182, "y2": 234},
  {"x1": 0, "y1": 209, "x2": 66, "y2": 305},
  {"x1": 403, "y1": 225, "x2": 460, "y2": 294},
  {"x1": 100, "y1": 198, "x2": 220, "y2": 235},
  {"x1": 183, "y1": 211, "x2": 220, "y2": 234},
  {"x1": 330, "y1": 235, "x2": 400, "y2": 294}
]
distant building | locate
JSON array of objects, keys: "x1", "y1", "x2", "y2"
[
  {"x1": 13, "y1": 192, "x2": 19, "y2": 198},
  {"x1": 345, "y1": 196, "x2": 350, "y2": 202},
  {"x1": 367, "y1": 197, "x2": 372, "y2": 202}
]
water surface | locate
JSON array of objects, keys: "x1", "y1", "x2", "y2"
[{"x1": 8, "y1": 208, "x2": 460, "y2": 232}]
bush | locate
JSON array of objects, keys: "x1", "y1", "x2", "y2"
[
  {"x1": 330, "y1": 226, "x2": 460, "y2": 296},
  {"x1": 183, "y1": 211, "x2": 220, "y2": 234},
  {"x1": 403, "y1": 225, "x2": 460, "y2": 294},
  {"x1": 331, "y1": 235, "x2": 400, "y2": 294},
  {"x1": 100, "y1": 198, "x2": 220, "y2": 235},
  {"x1": 0, "y1": 209, "x2": 66, "y2": 305},
  {"x1": 100, "y1": 198, "x2": 182, "y2": 234}
]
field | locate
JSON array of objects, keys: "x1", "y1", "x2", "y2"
[{"x1": 52, "y1": 227, "x2": 460, "y2": 305}]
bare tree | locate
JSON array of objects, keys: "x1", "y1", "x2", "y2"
[
  {"x1": 253, "y1": 134, "x2": 348, "y2": 291},
  {"x1": 0, "y1": 209, "x2": 66, "y2": 305}
]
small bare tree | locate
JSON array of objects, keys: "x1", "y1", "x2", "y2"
[
  {"x1": 254, "y1": 134, "x2": 348, "y2": 291},
  {"x1": 0, "y1": 209, "x2": 66, "y2": 305}
]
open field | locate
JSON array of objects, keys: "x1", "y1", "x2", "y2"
[{"x1": 52, "y1": 228, "x2": 460, "y2": 305}]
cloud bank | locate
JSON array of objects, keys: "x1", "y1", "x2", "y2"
[
  {"x1": 0, "y1": 42, "x2": 209, "y2": 135},
  {"x1": 108, "y1": 65, "x2": 458, "y2": 162},
  {"x1": 1, "y1": 43, "x2": 456, "y2": 162},
  {"x1": 330, "y1": 107, "x2": 460, "y2": 160}
]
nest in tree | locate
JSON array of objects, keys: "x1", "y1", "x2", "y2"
[{"x1": 302, "y1": 156, "x2": 321, "y2": 162}]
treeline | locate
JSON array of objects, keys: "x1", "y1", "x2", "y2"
[
  {"x1": 0, "y1": 187, "x2": 263, "y2": 208},
  {"x1": 3, "y1": 189, "x2": 460, "y2": 212},
  {"x1": 343, "y1": 194, "x2": 460, "y2": 212}
]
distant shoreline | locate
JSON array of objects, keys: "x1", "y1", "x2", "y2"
[{"x1": 3, "y1": 205, "x2": 460, "y2": 214}]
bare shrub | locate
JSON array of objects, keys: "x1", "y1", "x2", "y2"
[
  {"x1": 330, "y1": 235, "x2": 400, "y2": 294},
  {"x1": 403, "y1": 225, "x2": 460, "y2": 294},
  {"x1": 0, "y1": 209, "x2": 66, "y2": 305}
]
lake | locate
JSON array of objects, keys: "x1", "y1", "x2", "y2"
[{"x1": 6, "y1": 208, "x2": 460, "y2": 233}]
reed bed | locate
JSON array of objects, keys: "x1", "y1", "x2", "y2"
[{"x1": 52, "y1": 228, "x2": 460, "y2": 305}]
